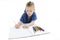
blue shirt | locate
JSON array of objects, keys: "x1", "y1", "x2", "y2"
[{"x1": 20, "y1": 11, "x2": 37, "y2": 23}]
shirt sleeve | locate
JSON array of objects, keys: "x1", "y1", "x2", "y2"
[
  {"x1": 32, "y1": 13, "x2": 37, "y2": 21},
  {"x1": 20, "y1": 13, "x2": 25, "y2": 23}
]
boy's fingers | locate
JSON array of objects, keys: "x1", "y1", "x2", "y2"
[
  {"x1": 15, "y1": 24, "x2": 20, "y2": 29},
  {"x1": 23, "y1": 26, "x2": 28, "y2": 29}
]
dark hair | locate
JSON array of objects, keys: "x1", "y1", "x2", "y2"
[{"x1": 26, "y1": 1, "x2": 34, "y2": 7}]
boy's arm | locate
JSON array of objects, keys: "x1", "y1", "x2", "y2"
[
  {"x1": 23, "y1": 21, "x2": 35, "y2": 28},
  {"x1": 15, "y1": 21, "x2": 35, "y2": 28},
  {"x1": 27, "y1": 21, "x2": 35, "y2": 26}
]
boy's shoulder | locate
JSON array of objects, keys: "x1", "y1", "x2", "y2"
[
  {"x1": 32, "y1": 12, "x2": 36, "y2": 16},
  {"x1": 22, "y1": 12, "x2": 27, "y2": 16}
]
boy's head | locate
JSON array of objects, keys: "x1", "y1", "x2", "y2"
[{"x1": 25, "y1": 1, "x2": 35, "y2": 17}]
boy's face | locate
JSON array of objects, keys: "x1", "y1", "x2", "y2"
[{"x1": 26, "y1": 6, "x2": 35, "y2": 17}]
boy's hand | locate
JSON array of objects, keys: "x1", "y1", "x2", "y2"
[
  {"x1": 15, "y1": 24, "x2": 20, "y2": 29},
  {"x1": 23, "y1": 25, "x2": 29, "y2": 29},
  {"x1": 15, "y1": 21, "x2": 23, "y2": 29}
]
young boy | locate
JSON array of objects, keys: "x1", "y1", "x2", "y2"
[{"x1": 15, "y1": 1, "x2": 37, "y2": 29}]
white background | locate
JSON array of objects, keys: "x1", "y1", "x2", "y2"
[{"x1": 0, "y1": 0, "x2": 60, "y2": 40}]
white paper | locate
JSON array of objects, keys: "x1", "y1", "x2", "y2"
[{"x1": 9, "y1": 26, "x2": 49, "y2": 39}]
